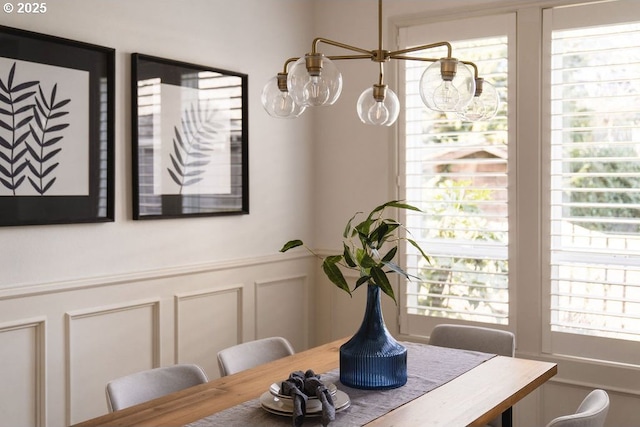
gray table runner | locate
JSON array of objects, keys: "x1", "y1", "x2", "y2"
[{"x1": 185, "y1": 342, "x2": 495, "y2": 427}]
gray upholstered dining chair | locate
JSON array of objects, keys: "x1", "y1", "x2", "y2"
[
  {"x1": 545, "y1": 389, "x2": 609, "y2": 427},
  {"x1": 105, "y1": 364, "x2": 208, "y2": 412},
  {"x1": 217, "y1": 336, "x2": 295, "y2": 376},
  {"x1": 429, "y1": 324, "x2": 516, "y2": 427}
]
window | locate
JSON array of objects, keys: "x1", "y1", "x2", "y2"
[
  {"x1": 397, "y1": 1, "x2": 640, "y2": 364},
  {"x1": 399, "y1": 14, "x2": 515, "y2": 335},
  {"x1": 543, "y1": 0, "x2": 640, "y2": 363}
]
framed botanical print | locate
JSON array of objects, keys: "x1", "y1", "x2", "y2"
[
  {"x1": 0, "y1": 26, "x2": 115, "y2": 226},
  {"x1": 131, "y1": 54, "x2": 249, "y2": 220}
]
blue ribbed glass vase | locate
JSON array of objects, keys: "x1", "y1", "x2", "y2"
[{"x1": 339, "y1": 284, "x2": 407, "y2": 390}]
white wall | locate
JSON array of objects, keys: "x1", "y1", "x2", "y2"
[
  {"x1": 0, "y1": 1, "x2": 319, "y2": 425},
  {"x1": 0, "y1": 0, "x2": 315, "y2": 287}
]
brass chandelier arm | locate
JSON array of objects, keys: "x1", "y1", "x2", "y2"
[
  {"x1": 377, "y1": 61, "x2": 385, "y2": 86},
  {"x1": 460, "y1": 60, "x2": 480, "y2": 78},
  {"x1": 390, "y1": 55, "x2": 481, "y2": 80},
  {"x1": 278, "y1": 47, "x2": 480, "y2": 87},
  {"x1": 279, "y1": 54, "x2": 373, "y2": 74},
  {"x1": 325, "y1": 54, "x2": 376, "y2": 61},
  {"x1": 280, "y1": 57, "x2": 300, "y2": 74},
  {"x1": 390, "y1": 41, "x2": 453, "y2": 59},
  {"x1": 390, "y1": 55, "x2": 440, "y2": 63},
  {"x1": 312, "y1": 37, "x2": 373, "y2": 56}
]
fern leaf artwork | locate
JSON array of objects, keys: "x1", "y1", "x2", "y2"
[
  {"x1": 0, "y1": 62, "x2": 39, "y2": 195},
  {"x1": 166, "y1": 102, "x2": 226, "y2": 193},
  {"x1": 26, "y1": 83, "x2": 71, "y2": 195}
]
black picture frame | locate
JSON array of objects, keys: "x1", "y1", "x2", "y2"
[
  {"x1": 0, "y1": 26, "x2": 115, "y2": 227},
  {"x1": 131, "y1": 53, "x2": 249, "y2": 220}
]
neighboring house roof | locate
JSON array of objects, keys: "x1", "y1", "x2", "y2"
[{"x1": 429, "y1": 145, "x2": 508, "y2": 162}]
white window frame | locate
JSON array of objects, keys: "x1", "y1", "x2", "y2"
[
  {"x1": 541, "y1": 0, "x2": 640, "y2": 364},
  {"x1": 397, "y1": 12, "x2": 517, "y2": 338}
]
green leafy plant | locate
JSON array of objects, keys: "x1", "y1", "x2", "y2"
[{"x1": 280, "y1": 200, "x2": 430, "y2": 303}]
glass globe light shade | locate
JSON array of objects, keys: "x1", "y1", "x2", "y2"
[
  {"x1": 356, "y1": 85, "x2": 400, "y2": 126},
  {"x1": 458, "y1": 79, "x2": 500, "y2": 121},
  {"x1": 419, "y1": 58, "x2": 475, "y2": 112},
  {"x1": 476, "y1": 79, "x2": 500, "y2": 120},
  {"x1": 261, "y1": 76, "x2": 306, "y2": 118},
  {"x1": 459, "y1": 97, "x2": 486, "y2": 121},
  {"x1": 287, "y1": 54, "x2": 342, "y2": 107}
]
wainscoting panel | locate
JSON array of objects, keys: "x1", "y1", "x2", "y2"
[
  {"x1": 0, "y1": 254, "x2": 315, "y2": 426},
  {"x1": 0, "y1": 319, "x2": 44, "y2": 427},
  {"x1": 175, "y1": 286, "x2": 243, "y2": 379},
  {"x1": 66, "y1": 300, "x2": 160, "y2": 425},
  {"x1": 255, "y1": 274, "x2": 309, "y2": 352},
  {"x1": 1, "y1": 252, "x2": 639, "y2": 426}
]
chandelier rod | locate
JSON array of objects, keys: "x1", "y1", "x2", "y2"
[{"x1": 378, "y1": 0, "x2": 383, "y2": 52}]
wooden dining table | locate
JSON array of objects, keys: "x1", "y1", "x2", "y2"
[{"x1": 72, "y1": 337, "x2": 557, "y2": 427}]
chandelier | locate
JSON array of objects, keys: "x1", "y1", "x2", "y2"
[{"x1": 261, "y1": 0, "x2": 500, "y2": 126}]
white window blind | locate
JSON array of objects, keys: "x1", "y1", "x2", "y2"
[
  {"x1": 546, "y1": 1, "x2": 640, "y2": 348},
  {"x1": 399, "y1": 14, "x2": 514, "y2": 331}
]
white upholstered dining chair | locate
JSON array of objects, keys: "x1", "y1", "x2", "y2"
[
  {"x1": 217, "y1": 336, "x2": 295, "y2": 376},
  {"x1": 545, "y1": 389, "x2": 609, "y2": 427},
  {"x1": 429, "y1": 324, "x2": 516, "y2": 427},
  {"x1": 429, "y1": 323, "x2": 515, "y2": 357},
  {"x1": 105, "y1": 364, "x2": 208, "y2": 412}
]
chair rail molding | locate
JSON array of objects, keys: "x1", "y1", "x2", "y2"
[{"x1": 0, "y1": 252, "x2": 311, "y2": 300}]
